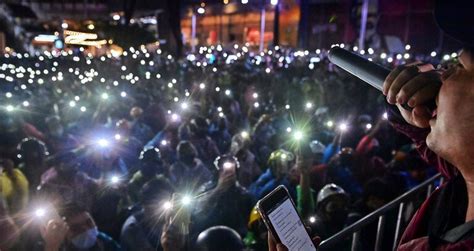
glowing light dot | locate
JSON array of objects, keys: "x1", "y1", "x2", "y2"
[
  {"x1": 97, "y1": 139, "x2": 109, "y2": 147},
  {"x1": 6, "y1": 105, "x2": 14, "y2": 112},
  {"x1": 115, "y1": 134, "x2": 121, "y2": 140},
  {"x1": 339, "y1": 123, "x2": 348, "y2": 132},
  {"x1": 215, "y1": 87, "x2": 221, "y2": 92},
  {"x1": 181, "y1": 102, "x2": 189, "y2": 110},
  {"x1": 326, "y1": 121, "x2": 334, "y2": 128},
  {"x1": 309, "y1": 216, "x2": 316, "y2": 223},
  {"x1": 75, "y1": 96, "x2": 80, "y2": 101},
  {"x1": 181, "y1": 195, "x2": 192, "y2": 206},
  {"x1": 162, "y1": 201, "x2": 173, "y2": 210},
  {"x1": 294, "y1": 131, "x2": 303, "y2": 140},
  {"x1": 22, "y1": 101, "x2": 29, "y2": 107},
  {"x1": 161, "y1": 140, "x2": 168, "y2": 146},
  {"x1": 223, "y1": 162, "x2": 234, "y2": 169},
  {"x1": 305, "y1": 102, "x2": 313, "y2": 109},
  {"x1": 285, "y1": 104, "x2": 290, "y2": 110},
  {"x1": 252, "y1": 93, "x2": 258, "y2": 99},
  {"x1": 225, "y1": 89, "x2": 231, "y2": 96},
  {"x1": 241, "y1": 131, "x2": 249, "y2": 138},
  {"x1": 35, "y1": 208, "x2": 46, "y2": 217},
  {"x1": 199, "y1": 83, "x2": 206, "y2": 89},
  {"x1": 366, "y1": 123, "x2": 373, "y2": 130},
  {"x1": 5, "y1": 92, "x2": 12, "y2": 98},
  {"x1": 69, "y1": 101, "x2": 76, "y2": 107},
  {"x1": 286, "y1": 127, "x2": 292, "y2": 133},
  {"x1": 101, "y1": 93, "x2": 109, "y2": 100},
  {"x1": 110, "y1": 176, "x2": 120, "y2": 184},
  {"x1": 80, "y1": 106, "x2": 87, "y2": 112},
  {"x1": 265, "y1": 68, "x2": 271, "y2": 74},
  {"x1": 120, "y1": 91, "x2": 127, "y2": 98},
  {"x1": 253, "y1": 102, "x2": 260, "y2": 108},
  {"x1": 383, "y1": 112, "x2": 388, "y2": 120}
]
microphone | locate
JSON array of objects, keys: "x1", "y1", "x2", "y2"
[
  {"x1": 328, "y1": 47, "x2": 390, "y2": 92},
  {"x1": 327, "y1": 47, "x2": 435, "y2": 111}
]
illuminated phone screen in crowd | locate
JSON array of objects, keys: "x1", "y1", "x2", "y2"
[{"x1": 268, "y1": 199, "x2": 317, "y2": 251}]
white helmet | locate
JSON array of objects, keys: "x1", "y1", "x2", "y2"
[
  {"x1": 317, "y1": 183, "x2": 347, "y2": 205},
  {"x1": 310, "y1": 140, "x2": 326, "y2": 154}
]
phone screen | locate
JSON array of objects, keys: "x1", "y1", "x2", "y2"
[{"x1": 267, "y1": 198, "x2": 316, "y2": 251}]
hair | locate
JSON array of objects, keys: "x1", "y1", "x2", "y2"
[{"x1": 140, "y1": 178, "x2": 175, "y2": 204}]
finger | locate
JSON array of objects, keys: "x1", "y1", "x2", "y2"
[
  {"x1": 276, "y1": 243, "x2": 289, "y2": 251},
  {"x1": 268, "y1": 232, "x2": 277, "y2": 251},
  {"x1": 418, "y1": 63, "x2": 435, "y2": 73},
  {"x1": 383, "y1": 65, "x2": 404, "y2": 95},
  {"x1": 312, "y1": 236, "x2": 322, "y2": 247},
  {"x1": 412, "y1": 106, "x2": 432, "y2": 128},
  {"x1": 387, "y1": 66, "x2": 420, "y2": 104},
  {"x1": 397, "y1": 74, "x2": 433, "y2": 105},
  {"x1": 408, "y1": 85, "x2": 440, "y2": 108}
]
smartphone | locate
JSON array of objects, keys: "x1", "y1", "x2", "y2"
[{"x1": 257, "y1": 185, "x2": 317, "y2": 251}]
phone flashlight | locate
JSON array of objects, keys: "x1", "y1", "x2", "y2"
[
  {"x1": 162, "y1": 201, "x2": 173, "y2": 210},
  {"x1": 181, "y1": 195, "x2": 192, "y2": 206}
]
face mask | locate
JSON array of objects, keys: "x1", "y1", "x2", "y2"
[{"x1": 71, "y1": 227, "x2": 98, "y2": 250}]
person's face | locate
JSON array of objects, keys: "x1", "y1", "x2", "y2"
[
  {"x1": 66, "y1": 212, "x2": 96, "y2": 240},
  {"x1": 427, "y1": 49, "x2": 474, "y2": 170}
]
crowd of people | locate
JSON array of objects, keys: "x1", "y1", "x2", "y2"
[{"x1": 0, "y1": 43, "x2": 445, "y2": 251}]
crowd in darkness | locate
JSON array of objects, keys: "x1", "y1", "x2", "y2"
[{"x1": 0, "y1": 44, "x2": 444, "y2": 251}]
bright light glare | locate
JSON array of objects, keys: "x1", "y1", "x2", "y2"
[
  {"x1": 22, "y1": 101, "x2": 30, "y2": 107},
  {"x1": 305, "y1": 102, "x2": 313, "y2": 109},
  {"x1": 252, "y1": 93, "x2": 258, "y2": 99},
  {"x1": 223, "y1": 162, "x2": 234, "y2": 170},
  {"x1": 97, "y1": 139, "x2": 110, "y2": 147},
  {"x1": 294, "y1": 131, "x2": 304, "y2": 141},
  {"x1": 309, "y1": 216, "x2": 316, "y2": 223},
  {"x1": 35, "y1": 208, "x2": 46, "y2": 218},
  {"x1": 101, "y1": 93, "x2": 109, "y2": 100},
  {"x1": 114, "y1": 134, "x2": 121, "y2": 140},
  {"x1": 181, "y1": 102, "x2": 189, "y2": 110},
  {"x1": 366, "y1": 123, "x2": 372, "y2": 130},
  {"x1": 69, "y1": 101, "x2": 76, "y2": 107},
  {"x1": 161, "y1": 140, "x2": 168, "y2": 146},
  {"x1": 241, "y1": 131, "x2": 249, "y2": 138},
  {"x1": 197, "y1": 7, "x2": 205, "y2": 14},
  {"x1": 326, "y1": 121, "x2": 334, "y2": 128},
  {"x1": 181, "y1": 195, "x2": 192, "y2": 206},
  {"x1": 6, "y1": 105, "x2": 14, "y2": 112},
  {"x1": 162, "y1": 201, "x2": 173, "y2": 210},
  {"x1": 5, "y1": 92, "x2": 12, "y2": 98},
  {"x1": 383, "y1": 112, "x2": 388, "y2": 120},
  {"x1": 120, "y1": 91, "x2": 127, "y2": 97},
  {"x1": 110, "y1": 176, "x2": 120, "y2": 184},
  {"x1": 339, "y1": 123, "x2": 348, "y2": 132},
  {"x1": 270, "y1": 0, "x2": 278, "y2": 5},
  {"x1": 199, "y1": 83, "x2": 206, "y2": 89},
  {"x1": 171, "y1": 113, "x2": 179, "y2": 121},
  {"x1": 80, "y1": 106, "x2": 87, "y2": 112}
]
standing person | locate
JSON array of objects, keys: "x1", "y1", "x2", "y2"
[
  {"x1": 169, "y1": 141, "x2": 213, "y2": 191},
  {"x1": 39, "y1": 202, "x2": 121, "y2": 251},
  {"x1": 0, "y1": 158, "x2": 29, "y2": 214},
  {"x1": 17, "y1": 138, "x2": 49, "y2": 192}
]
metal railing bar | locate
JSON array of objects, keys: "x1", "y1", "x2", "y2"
[
  {"x1": 319, "y1": 173, "x2": 442, "y2": 249},
  {"x1": 392, "y1": 202, "x2": 405, "y2": 251},
  {"x1": 426, "y1": 184, "x2": 433, "y2": 199},
  {"x1": 351, "y1": 231, "x2": 360, "y2": 251},
  {"x1": 374, "y1": 215, "x2": 386, "y2": 251}
]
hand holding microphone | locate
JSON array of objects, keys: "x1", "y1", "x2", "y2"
[{"x1": 328, "y1": 47, "x2": 441, "y2": 128}]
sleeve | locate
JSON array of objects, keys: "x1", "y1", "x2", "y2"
[
  {"x1": 387, "y1": 105, "x2": 457, "y2": 180},
  {"x1": 296, "y1": 185, "x2": 316, "y2": 216}
]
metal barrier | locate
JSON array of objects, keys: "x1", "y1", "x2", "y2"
[{"x1": 318, "y1": 172, "x2": 443, "y2": 251}]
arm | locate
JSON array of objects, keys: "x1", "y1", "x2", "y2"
[{"x1": 296, "y1": 156, "x2": 315, "y2": 218}]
